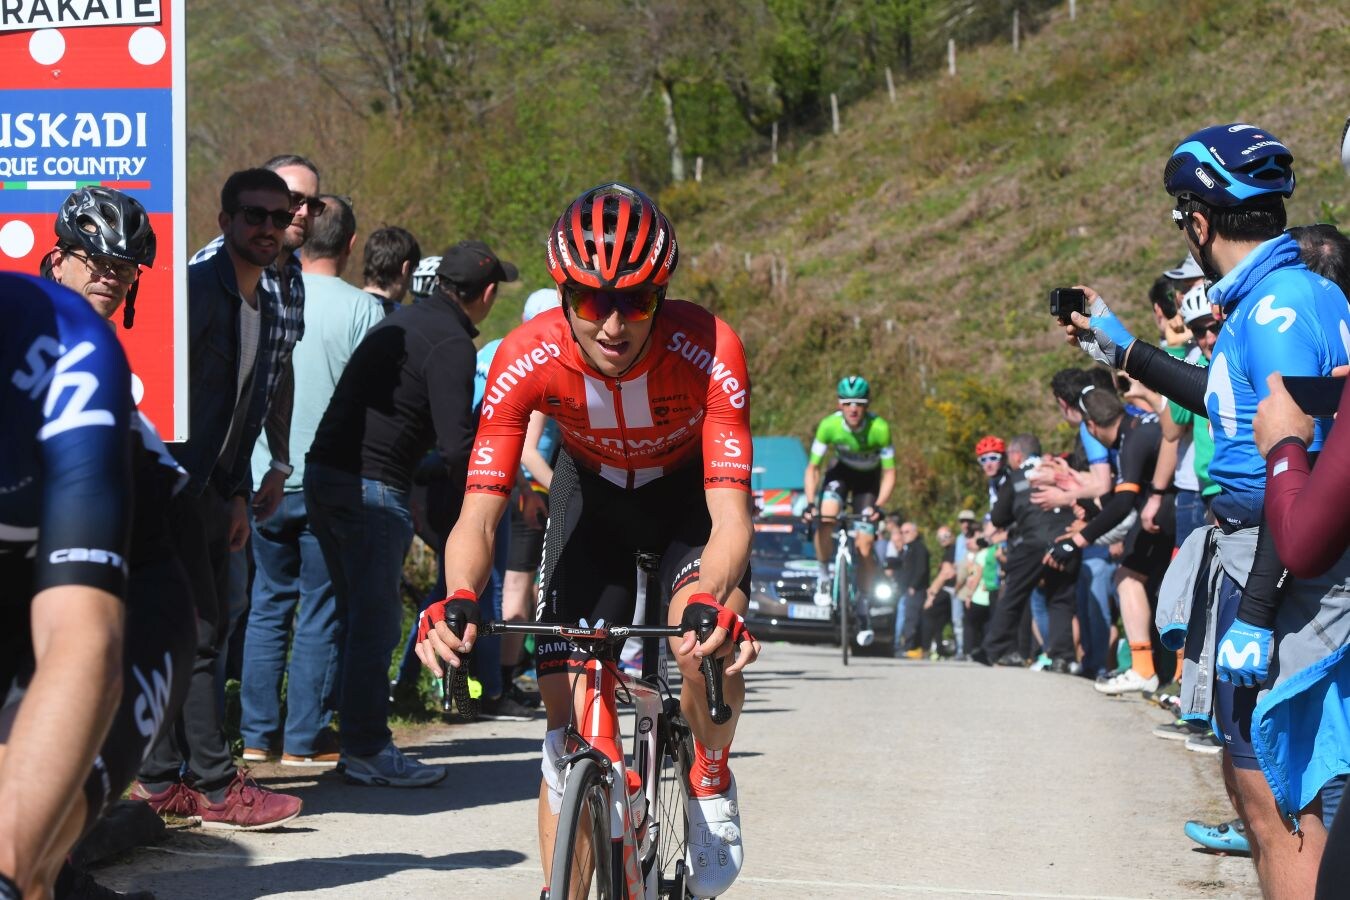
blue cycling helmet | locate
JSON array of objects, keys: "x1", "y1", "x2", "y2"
[
  {"x1": 837, "y1": 375, "x2": 870, "y2": 401},
  {"x1": 1163, "y1": 124, "x2": 1294, "y2": 207}
]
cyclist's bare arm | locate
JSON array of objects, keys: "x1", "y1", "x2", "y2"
[
  {"x1": 802, "y1": 461, "x2": 821, "y2": 509},
  {"x1": 875, "y1": 465, "x2": 896, "y2": 511},
  {"x1": 519, "y1": 410, "x2": 554, "y2": 490},
  {"x1": 416, "y1": 492, "x2": 509, "y2": 676},
  {"x1": 0, "y1": 586, "x2": 122, "y2": 891},
  {"x1": 675, "y1": 487, "x2": 759, "y2": 675}
]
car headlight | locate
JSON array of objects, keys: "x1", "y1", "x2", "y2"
[
  {"x1": 872, "y1": 582, "x2": 894, "y2": 601},
  {"x1": 751, "y1": 579, "x2": 779, "y2": 600}
]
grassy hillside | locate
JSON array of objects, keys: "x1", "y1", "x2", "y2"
[{"x1": 667, "y1": 0, "x2": 1349, "y2": 517}]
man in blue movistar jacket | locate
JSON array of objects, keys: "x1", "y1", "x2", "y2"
[{"x1": 1067, "y1": 123, "x2": 1350, "y2": 897}]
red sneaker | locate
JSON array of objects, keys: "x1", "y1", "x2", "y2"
[
  {"x1": 129, "y1": 780, "x2": 200, "y2": 822},
  {"x1": 193, "y1": 769, "x2": 302, "y2": 831}
]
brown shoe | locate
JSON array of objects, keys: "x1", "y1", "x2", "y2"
[
  {"x1": 192, "y1": 769, "x2": 302, "y2": 831},
  {"x1": 241, "y1": 746, "x2": 276, "y2": 762},
  {"x1": 129, "y1": 781, "x2": 200, "y2": 823},
  {"x1": 282, "y1": 730, "x2": 341, "y2": 768}
]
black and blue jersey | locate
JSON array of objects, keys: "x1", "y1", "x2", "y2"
[{"x1": 1, "y1": 271, "x2": 134, "y2": 597}]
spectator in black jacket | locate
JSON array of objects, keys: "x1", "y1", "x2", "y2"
[
  {"x1": 972, "y1": 434, "x2": 1078, "y2": 671},
  {"x1": 889, "y1": 521, "x2": 931, "y2": 657},
  {"x1": 305, "y1": 240, "x2": 517, "y2": 787}
]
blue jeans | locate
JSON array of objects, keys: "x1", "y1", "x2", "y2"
[
  {"x1": 1174, "y1": 489, "x2": 1208, "y2": 549},
  {"x1": 1076, "y1": 548, "x2": 1117, "y2": 677},
  {"x1": 1031, "y1": 587, "x2": 1049, "y2": 656},
  {"x1": 305, "y1": 464, "x2": 414, "y2": 758},
  {"x1": 240, "y1": 490, "x2": 340, "y2": 756}
]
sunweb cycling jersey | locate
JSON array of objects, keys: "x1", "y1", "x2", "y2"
[
  {"x1": 1203, "y1": 234, "x2": 1350, "y2": 519},
  {"x1": 468, "y1": 299, "x2": 752, "y2": 495},
  {"x1": 0, "y1": 272, "x2": 134, "y2": 598},
  {"x1": 808, "y1": 410, "x2": 895, "y2": 472}
]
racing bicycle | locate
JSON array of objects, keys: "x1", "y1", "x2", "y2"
[
  {"x1": 820, "y1": 513, "x2": 877, "y2": 666},
  {"x1": 444, "y1": 605, "x2": 730, "y2": 899}
]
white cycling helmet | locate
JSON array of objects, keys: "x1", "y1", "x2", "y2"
[
  {"x1": 410, "y1": 255, "x2": 441, "y2": 298},
  {"x1": 1178, "y1": 280, "x2": 1211, "y2": 325},
  {"x1": 522, "y1": 287, "x2": 561, "y2": 323}
]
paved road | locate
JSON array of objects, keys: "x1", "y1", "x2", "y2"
[{"x1": 100, "y1": 644, "x2": 1260, "y2": 899}]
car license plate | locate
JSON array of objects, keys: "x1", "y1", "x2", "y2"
[{"x1": 787, "y1": 603, "x2": 831, "y2": 621}]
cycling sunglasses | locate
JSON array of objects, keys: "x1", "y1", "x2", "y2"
[
  {"x1": 288, "y1": 191, "x2": 327, "y2": 217},
  {"x1": 235, "y1": 205, "x2": 294, "y2": 229},
  {"x1": 838, "y1": 399, "x2": 868, "y2": 408},
  {"x1": 565, "y1": 286, "x2": 663, "y2": 323}
]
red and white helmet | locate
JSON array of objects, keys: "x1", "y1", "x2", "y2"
[{"x1": 546, "y1": 182, "x2": 678, "y2": 290}]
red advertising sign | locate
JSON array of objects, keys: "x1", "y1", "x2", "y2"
[{"x1": 0, "y1": 1, "x2": 188, "y2": 439}]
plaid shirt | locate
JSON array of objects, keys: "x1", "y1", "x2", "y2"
[{"x1": 191, "y1": 235, "x2": 305, "y2": 468}]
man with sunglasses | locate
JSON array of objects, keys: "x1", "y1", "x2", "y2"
[
  {"x1": 305, "y1": 239, "x2": 516, "y2": 786},
  {"x1": 415, "y1": 183, "x2": 758, "y2": 897},
  {"x1": 802, "y1": 375, "x2": 895, "y2": 611},
  {"x1": 133, "y1": 167, "x2": 304, "y2": 831},
  {"x1": 1067, "y1": 124, "x2": 1350, "y2": 896}
]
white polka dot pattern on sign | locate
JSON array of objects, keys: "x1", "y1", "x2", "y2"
[
  {"x1": 128, "y1": 27, "x2": 166, "y2": 66},
  {"x1": 29, "y1": 29, "x2": 65, "y2": 65},
  {"x1": 0, "y1": 221, "x2": 36, "y2": 259},
  {"x1": 131, "y1": 373, "x2": 145, "y2": 406}
]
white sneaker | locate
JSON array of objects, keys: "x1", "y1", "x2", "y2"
[
  {"x1": 855, "y1": 629, "x2": 875, "y2": 647},
  {"x1": 685, "y1": 773, "x2": 743, "y2": 897},
  {"x1": 340, "y1": 742, "x2": 447, "y2": 788},
  {"x1": 1093, "y1": 668, "x2": 1160, "y2": 696}
]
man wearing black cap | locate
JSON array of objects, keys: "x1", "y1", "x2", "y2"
[{"x1": 305, "y1": 239, "x2": 517, "y2": 786}]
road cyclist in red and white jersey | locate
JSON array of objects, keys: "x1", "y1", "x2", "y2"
[{"x1": 415, "y1": 182, "x2": 760, "y2": 896}]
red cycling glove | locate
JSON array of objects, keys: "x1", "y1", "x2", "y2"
[
  {"x1": 416, "y1": 588, "x2": 480, "y2": 645},
  {"x1": 685, "y1": 592, "x2": 756, "y2": 646}
]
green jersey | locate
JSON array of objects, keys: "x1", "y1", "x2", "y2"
[
  {"x1": 809, "y1": 411, "x2": 895, "y2": 471},
  {"x1": 1168, "y1": 358, "x2": 1219, "y2": 498}
]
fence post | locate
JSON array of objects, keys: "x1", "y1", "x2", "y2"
[
  {"x1": 694, "y1": 156, "x2": 703, "y2": 183},
  {"x1": 771, "y1": 121, "x2": 779, "y2": 166},
  {"x1": 1069, "y1": 0, "x2": 1076, "y2": 20},
  {"x1": 830, "y1": 94, "x2": 840, "y2": 135},
  {"x1": 947, "y1": 39, "x2": 956, "y2": 76},
  {"x1": 1013, "y1": 9, "x2": 1020, "y2": 51},
  {"x1": 744, "y1": 252, "x2": 752, "y2": 272},
  {"x1": 885, "y1": 66, "x2": 896, "y2": 103}
]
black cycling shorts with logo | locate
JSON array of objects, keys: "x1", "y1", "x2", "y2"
[
  {"x1": 534, "y1": 450, "x2": 750, "y2": 679},
  {"x1": 820, "y1": 462, "x2": 880, "y2": 515},
  {"x1": 1, "y1": 548, "x2": 194, "y2": 838}
]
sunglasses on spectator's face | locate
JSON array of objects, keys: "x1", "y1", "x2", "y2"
[
  {"x1": 288, "y1": 192, "x2": 326, "y2": 217},
  {"x1": 1190, "y1": 319, "x2": 1221, "y2": 338},
  {"x1": 978, "y1": 453, "x2": 1002, "y2": 465},
  {"x1": 565, "y1": 286, "x2": 662, "y2": 323},
  {"x1": 65, "y1": 249, "x2": 138, "y2": 284},
  {"x1": 235, "y1": 205, "x2": 294, "y2": 229}
]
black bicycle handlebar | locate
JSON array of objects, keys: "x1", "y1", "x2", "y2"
[{"x1": 680, "y1": 605, "x2": 733, "y2": 725}]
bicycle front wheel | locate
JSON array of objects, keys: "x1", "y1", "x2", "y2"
[
  {"x1": 837, "y1": 556, "x2": 852, "y2": 666},
  {"x1": 550, "y1": 757, "x2": 617, "y2": 900},
  {"x1": 651, "y1": 700, "x2": 695, "y2": 898}
]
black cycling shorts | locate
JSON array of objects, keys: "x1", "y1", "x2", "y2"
[
  {"x1": 820, "y1": 462, "x2": 880, "y2": 515},
  {"x1": 507, "y1": 491, "x2": 548, "y2": 573},
  {"x1": 534, "y1": 451, "x2": 750, "y2": 679},
  {"x1": 1, "y1": 548, "x2": 194, "y2": 837}
]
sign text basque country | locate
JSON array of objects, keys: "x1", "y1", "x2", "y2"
[{"x1": 0, "y1": 0, "x2": 161, "y2": 32}]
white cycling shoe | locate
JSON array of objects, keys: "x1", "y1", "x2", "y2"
[
  {"x1": 855, "y1": 629, "x2": 875, "y2": 647},
  {"x1": 685, "y1": 772, "x2": 743, "y2": 898}
]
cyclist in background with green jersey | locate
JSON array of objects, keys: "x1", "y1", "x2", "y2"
[{"x1": 803, "y1": 376, "x2": 896, "y2": 600}]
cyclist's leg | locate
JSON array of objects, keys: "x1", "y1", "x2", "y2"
[
  {"x1": 815, "y1": 478, "x2": 845, "y2": 567},
  {"x1": 850, "y1": 488, "x2": 879, "y2": 597}
]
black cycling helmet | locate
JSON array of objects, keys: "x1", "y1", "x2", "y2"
[{"x1": 48, "y1": 187, "x2": 156, "y2": 328}]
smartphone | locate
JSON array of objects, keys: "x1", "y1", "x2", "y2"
[
  {"x1": 1049, "y1": 287, "x2": 1086, "y2": 322},
  {"x1": 1283, "y1": 375, "x2": 1346, "y2": 417}
]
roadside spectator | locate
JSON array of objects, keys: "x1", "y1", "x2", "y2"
[
  {"x1": 305, "y1": 240, "x2": 517, "y2": 786},
  {"x1": 362, "y1": 225, "x2": 421, "y2": 314},
  {"x1": 922, "y1": 525, "x2": 961, "y2": 659},
  {"x1": 1287, "y1": 224, "x2": 1350, "y2": 297},
  {"x1": 973, "y1": 433, "x2": 1077, "y2": 671},
  {"x1": 132, "y1": 168, "x2": 303, "y2": 829},
  {"x1": 960, "y1": 536, "x2": 996, "y2": 654},
  {"x1": 974, "y1": 436, "x2": 1005, "y2": 511},
  {"x1": 241, "y1": 196, "x2": 385, "y2": 769},
  {"x1": 409, "y1": 254, "x2": 442, "y2": 301},
  {"x1": 891, "y1": 521, "x2": 930, "y2": 658}
]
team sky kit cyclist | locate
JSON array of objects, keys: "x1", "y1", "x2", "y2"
[
  {"x1": 414, "y1": 183, "x2": 759, "y2": 897},
  {"x1": 802, "y1": 376, "x2": 896, "y2": 603},
  {"x1": 1067, "y1": 123, "x2": 1350, "y2": 894}
]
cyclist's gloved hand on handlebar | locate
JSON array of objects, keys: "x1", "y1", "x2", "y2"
[
  {"x1": 859, "y1": 506, "x2": 882, "y2": 524},
  {"x1": 680, "y1": 592, "x2": 761, "y2": 676},
  {"x1": 414, "y1": 588, "x2": 481, "y2": 676},
  {"x1": 802, "y1": 503, "x2": 817, "y2": 523}
]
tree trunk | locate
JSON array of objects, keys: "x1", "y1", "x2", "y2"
[{"x1": 659, "y1": 77, "x2": 685, "y2": 183}]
